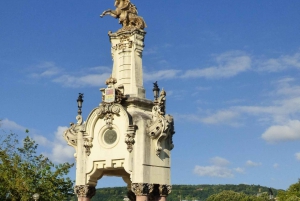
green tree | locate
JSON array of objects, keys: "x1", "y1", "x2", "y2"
[
  {"x1": 277, "y1": 180, "x2": 300, "y2": 201},
  {"x1": 206, "y1": 190, "x2": 271, "y2": 201},
  {"x1": 0, "y1": 132, "x2": 74, "y2": 201},
  {"x1": 206, "y1": 190, "x2": 249, "y2": 201}
]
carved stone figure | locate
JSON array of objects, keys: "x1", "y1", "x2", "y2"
[{"x1": 100, "y1": 0, "x2": 146, "y2": 32}]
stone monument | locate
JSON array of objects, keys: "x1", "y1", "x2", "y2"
[{"x1": 63, "y1": 1, "x2": 175, "y2": 200}]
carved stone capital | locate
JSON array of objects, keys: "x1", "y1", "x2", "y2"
[
  {"x1": 131, "y1": 183, "x2": 154, "y2": 196},
  {"x1": 74, "y1": 185, "x2": 96, "y2": 198},
  {"x1": 158, "y1": 185, "x2": 172, "y2": 197}
]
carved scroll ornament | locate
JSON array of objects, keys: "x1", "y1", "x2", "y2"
[
  {"x1": 63, "y1": 114, "x2": 84, "y2": 148},
  {"x1": 147, "y1": 89, "x2": 175, "y2": 155}
]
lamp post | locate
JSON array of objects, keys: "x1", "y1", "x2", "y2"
[
  {"x1": 153, "y1": 81, "x2": 160, "y2": 101},
  {"x1": 77, "y1": 93, "x2": 84, "y2": 115},
  {"x1": 32, "y1": 193, "x2": 40, "y2": 201}
]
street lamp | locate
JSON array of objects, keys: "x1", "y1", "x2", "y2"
[
  {"x1": 32, "y1": 193, "x2": 40, "y2": 201},
  {"x1": 153, "y1": 81, "x2": 160, "y2": 100},
  {"x1": 77, "y1": 93, "x2": 84, "y2": 115}
]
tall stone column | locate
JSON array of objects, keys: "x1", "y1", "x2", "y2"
[
  {"x1": 131, "y1": 183, "x2": 154, "y2": 201},
  {"x1": 109, "y1": 30, "x2": 146, "y2": 98},
  {"x1": 74, "y1": 185, "x2": 96, "y2": 201}
]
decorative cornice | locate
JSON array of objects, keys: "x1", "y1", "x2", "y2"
[
  {"x1": 74, "y1": 185, "x2": 96, "y2": 198},
  {"x1": 131, "y1": 183, "x2": 154, "y2": 196}
]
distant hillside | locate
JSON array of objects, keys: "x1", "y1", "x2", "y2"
[{"x1": 88, "y1": 184, "x2": 281, "y2": 201}]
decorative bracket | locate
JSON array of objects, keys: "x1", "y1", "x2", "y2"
[
  {"x1": 125, "y1": 125, "x2": 137, "y2": 152},
  {"x1": 84, "y1": 137, "x2": 93, "y2": 156}
]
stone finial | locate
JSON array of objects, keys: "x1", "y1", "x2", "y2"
[{"x1": 100, "y1": 0, "x2": 146, "y2": 32}]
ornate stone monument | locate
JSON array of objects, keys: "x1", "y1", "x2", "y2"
[{"x1": 64, "y1": 1, "x2": 175, "y2": 200}]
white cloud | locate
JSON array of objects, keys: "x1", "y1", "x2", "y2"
[
  {"x1": 1, "y1": 119, "x2": 74, "y2": 163},
  {"x1": 45, "y1": 126, "x2": 75, "y2": 163},
  {"x1": 33, "y1": 134, "x2": 50, "y2": 146},
  {"x1": 29, "y1": 62, "x2": 112, "y2": 88},
  {"x1": 53, "y1": 73, "x2": 111, "y2": 88},
  {"x1": 30, "y1": 126, "x2": 75, "y2": 164},
  {"x1": 30, "y1": 61, "x2": 61, "y2": 78},
  {"x1": 259, "y1": 52, "x2": 300, "y2": 72},
  {"x1": 210, "y1": 156, "x2": 230, "y2": 166},
  {"x1": 193, "y1": 165, "x2": 234, "y2": 178},
  {"x1": 261, "y1": 120, "x2": 300, "y2": 143},
  {"x1": 234, "y1": 167, "x2": 245, "y2": 173},
  {"x1": 201, "y1": 110, "x2": 239, "y2": 125},
  {"x1": 144, "y1": 69, "x2": 180, "y2": 82},
  {"x1": 181, "y1": 51, "x2": 251, "y2": 79},
  {"x1": 0, "y1": 118, "x2": 27, "y2": 131},
  {"x1": 295, "y1": 153, "x2": 300, "y2": 161},
  {"x1": 194, "y1": 157, "x2": 244, "y2": 178},
  {"x1": 246, "y1": 160, "x2": 262, "y2": 167},
  {"x1": 273, "y1": 163, "x2": 279, "y2": 168}
]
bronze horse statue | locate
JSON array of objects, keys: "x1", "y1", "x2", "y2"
[{"x1": 100, "y1": 0, "x2": 146, "y2": 31}]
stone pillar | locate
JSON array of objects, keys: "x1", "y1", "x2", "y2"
[
  {"x1": 74, "y1": 185, "x2": 96, "y2": 201},
  {"x1": 131, "y1": 183, "x2": 154, "y2": 201},
  {"x1": 109, "y1": 30, "x2": 146, "y2": 98}
]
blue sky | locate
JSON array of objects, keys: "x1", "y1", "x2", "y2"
[{"x1": 1, "y1": 0, "x2": 300, "y2": 190}]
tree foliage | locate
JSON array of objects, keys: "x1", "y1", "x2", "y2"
[
  {"x1": 277, "y1": 180, "x2": 300, "y2": 201},
  {"x1": 0, "y1": 132, "x2": 74, "y2": 201},
  {"x1": 206, "y1": 190, "x2": 271, "y2": 201}
]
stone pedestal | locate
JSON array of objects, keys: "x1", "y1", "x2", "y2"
[{"x1": 109, "y1": 30, "x2": 146, "y2": 98}]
